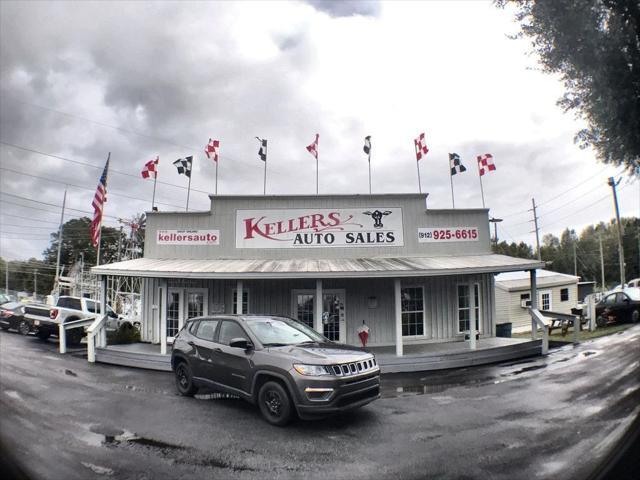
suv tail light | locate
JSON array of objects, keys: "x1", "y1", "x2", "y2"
[
  {"x1": 50, "y1": 308, "x2": 58, "y2": 320},
  {"x1": 0, "y1": 310, "x2": 11, "y2": 318}
]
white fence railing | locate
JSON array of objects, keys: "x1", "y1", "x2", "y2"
[
  {"x1": 58, "y1": 317, "x2": 96, "y2": 354},
  {"x1": 528, "y1": 308, "x2": 549, "y2": 355},
  {"x1": 86, "y1": 314, "x2": 108, "y2": 363}
]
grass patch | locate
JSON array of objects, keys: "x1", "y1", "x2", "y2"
[{"x1": 513, "y1": 323, "x2": 636, "y2": 342}]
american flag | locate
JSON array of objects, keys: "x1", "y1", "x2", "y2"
[
  {"x1": 141, "y1": 156, "x2": 159, "y2": 179},
  {"x1": 306, "y1": 134, "x2": 319, "y2": 159},
  {"x1": 477, "y1": 153, "x2": 496, "y2": 176},
  {"x1": 205, "y1": 138, "x2": 220, "y2": 163},
  {"x1": 90, "y1": 157, "x2": 110, "y2": 248},
  {"x1": 414, "y1": 133, "x2": 429, "y2": 161}
]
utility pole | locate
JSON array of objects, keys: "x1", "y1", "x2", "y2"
[
  {"x1": 5, "y1": 262, "x2": 8, "y2": 295},
  {"x1": 573, "y1": 241, "x2": 577, "y2": 277},
  {"x1": 599, "y1": 234, "x2": 605, "y2": 290},
  {"x1": 530, "y1": 198, "x2": 541, "y2": 260},
  {"x1": 489, "y1": 217, "x2": 503, "y2": 248},
  {"x1": 607, "y1": 177, "x2": 625, "y2": 286},
  {"x1": 55, "y1": 188, "x2": 67, "y2": 297},
  {"x1": 34, "y1": 269, "x2": 38, "y2": 298},
  {"x1": 116, "y1": 226, "x2": 124, "y2": 262}
]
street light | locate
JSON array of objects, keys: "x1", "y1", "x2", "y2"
[{"x1": 489, "y1": 218, "x2": 503, "y2": 246}]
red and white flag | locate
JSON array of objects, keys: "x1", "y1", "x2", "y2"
[
  {"x1": 205, "y1": 138, "x2": 220, "y2": 163},
  {"x1": 141, "y1": 156, "x2": 159, "y2": 179},
  {"x1": 306, "y1": 134, "x2": 319, "y2": 159},
  {"x1": 477, "y1": 153, "x2": 496, "y2": 176},
  {"x1": 414, "y1": 133, "x2": 429, "y2": 161},
  {"x1": 90, "y1": 158, "x2": 110, "y2": 248}
]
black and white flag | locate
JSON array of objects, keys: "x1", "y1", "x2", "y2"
[
  {"x1": 363, "y1": 136, "x2": 371, "y2": 156},
  {"x1": 256, "y1": 137, "x2": 267, "y2": 162},
  {"x1": 173, "y1": 156, "x2": 193, "y2": 177},
  {"x1": 449, "y1": 153, "x2": 466, "y2": 175}
]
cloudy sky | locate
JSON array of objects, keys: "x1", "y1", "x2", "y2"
[{"x1": 0, "y1": 0, "x2": 637, "y2": 262}]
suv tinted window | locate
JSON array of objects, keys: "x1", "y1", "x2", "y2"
[
  {"x1": 195, "y1": 320, "x2": 218, "y2": 341},
  {"x1": 218, "y1": 321, "x2": 247, "y2": 345},
  {"x1": 58, "y1": 297, "x2": 82, "y2": 310},
  {"x1": 605, "y1": 294, "x2": 617, "y2": 305},
  {"x1": 85, "y1": 300, "x2": 97, "y2": 313}
]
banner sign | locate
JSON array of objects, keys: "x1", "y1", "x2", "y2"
[
  {"x1": 236, "y1": 208, "x2": 404, "y2": 248},
  {"x1": 157, "y1": 229, "x2": 220, "y2": 245},
  {"x1": 417, "y1": 227, "x2": 479, "y2": 243}
]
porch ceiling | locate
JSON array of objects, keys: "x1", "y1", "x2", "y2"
[{"x1": 91, "y1": 254, "x2": 545, "y2": 279}]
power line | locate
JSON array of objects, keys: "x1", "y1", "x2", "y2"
[
  {"x1": 0, "y1": 167, "x2": 187, "y2": 210},
  {"x1": 0, "y1": 192, "x2": 119, "y2": 219},
  {"x1": 0, "y1": 213, "x2": 61, "y2": 225}
]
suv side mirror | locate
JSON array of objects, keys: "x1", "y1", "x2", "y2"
[{"x1": 229, "y1": 337, "x2": 253, "y2": 350}]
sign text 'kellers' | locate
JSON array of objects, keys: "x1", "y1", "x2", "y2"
[{"x1": 235, "y1": 208, "x2": 404, "y2": 248}]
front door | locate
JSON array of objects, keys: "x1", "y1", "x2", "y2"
[
  {"x1": 166, "y1": 288, "x2": 184, "y2": 343},
  {"x1": 292, "y1": 289, "x2": 346, "y2": 343}
]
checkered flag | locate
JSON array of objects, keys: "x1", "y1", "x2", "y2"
[
  {"x1": 141, "y1": 156, "x2": 159, "y2": 179},
  {"x1": 414, "y1": 133, "x2": 429, "y2": 161},
  {"x1": 173, "y1": 156, "x2": 193, "y2": 177},
  {"x1": 306, "y1": 134, "x2": 319, "y2": 159},
  {"x1": 205, "y1": 139, "x2": 220, "y2": 163},
  {"x1": 449, "y1": 153, "x2": 466, "y2": 175},
  {"x1": 256, "y1": 137, "x2": 267, "y2": 162},
  {"x1": 363, "y1": 136, "x2": 371, "y2": 156},
  {"x1": 477, "y1": 153, "x2": 496, "y2": 176}
]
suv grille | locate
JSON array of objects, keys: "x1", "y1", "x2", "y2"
[{"x1": 331, "y1": 358, "x2": 378, "y2": 377}]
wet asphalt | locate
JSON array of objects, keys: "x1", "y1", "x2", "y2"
[{"x1": 1, "y1": 326, "x2": 639, "y2": 480}]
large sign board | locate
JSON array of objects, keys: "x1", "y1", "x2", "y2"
[
  {"x1": 417, "y1": 227, "x2": 479, "y2": 243},
  {"x1": 157, "y1": 229, "x2": 220, "y2": 245},
  {"x1": 236, "y1": 208, "x2": 404, "y2": 248}
]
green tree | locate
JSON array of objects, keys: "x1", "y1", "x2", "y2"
[
  {"x1": 493, "y1": 241, "x2": 535, "y2": 258},
  {"x1": 498, "y1": 0, "x2": 640, "y2": 173}
]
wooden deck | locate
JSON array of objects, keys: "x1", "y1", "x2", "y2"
[{"x1": 95, "y1": 337, "x2": 542, "y2": 374}]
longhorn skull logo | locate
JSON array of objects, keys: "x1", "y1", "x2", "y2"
[{"x1": 362, "y1": 210, "x2": 392, "y2": 228}]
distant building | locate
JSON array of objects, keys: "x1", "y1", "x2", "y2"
[{"x1": 495, "y1": 269, "x2": 579, "y2": 332}]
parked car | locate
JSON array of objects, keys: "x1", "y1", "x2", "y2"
[
  {"x1": 627, "y1": 278, "x2": 640, "y2": 288},
  {"x1": 0, "y1": 302, "x2": 32, "y2": 335},
  {"x1": 24, "y1": 296, "x2": 128, "y2": 345},
  {"x1": 0, "y1": 293, "x2": 11, "y2": 305},
  {"x1": 595, "y1": 288, "x2": 640, "y2": 327},
  {"x1": 171, "y1": 314, "x2": 380, "y2": 426}
]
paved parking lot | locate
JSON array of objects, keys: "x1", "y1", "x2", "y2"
[{"x1": 1, "y1": 327, "x2": 639, "y2": 480}]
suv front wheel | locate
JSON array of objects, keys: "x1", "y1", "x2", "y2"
[
  {"x1": 175, "y1": 361, "x2": 198, "y2": 396},
  {"x1": 258, "y1": 381, "x2": 293, "y2": 426}
]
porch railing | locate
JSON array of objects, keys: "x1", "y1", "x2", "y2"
[
  {"x1": 58, "y1": 317, "x2": 96, "y2": 354},
  {"x1": 86, "y1": 314, "x2": 108, "y2": 363},
  {"x1": 527, "y1": 308, "x2": 549, "y2": 355}
]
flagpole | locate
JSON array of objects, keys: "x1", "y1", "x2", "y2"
[
  {"x1": 416, "y1": 159, "x2": 422, "y2": 194},
  {"x1": 316, "y1": 157, "x2": 319, "y2": 195},
  {"x1": 215, "y1": 161, "x2": 218, "y2": 195},
  {"x1": 263, "y1": 158, "x2": 267, "y2": 195},
  {"x1": 449, "y1": 163, "x2": 455, "y2": 209},
  {"x1": 478, "y1": 171, "x2": 486, "y2": 208},
  {"x1": 368, "y1": 152, "x2": 372, "y2": 194},
  {"x1": 96, "y1": 151, "x2": 110, "y2": 266},
  {"x1": 151, "y1": 174, "x2": 157, "y2": 210},
  {"x1": 55, "y1": 188, "x2": 67, "y2": 296},
  {"x1": 186, "y1": 171, "x2": 192, "y2": 211}
]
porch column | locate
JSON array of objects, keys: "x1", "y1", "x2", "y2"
[
  {"x1": 160, "y1": 280, "x2": 167, "y2": 355},
  {"x1": 530, "y1": 269, "x2": 538, "y2": 339},
  {"x1": 314, "y1": 279, "x2": 323, "y2": 334},
  {"x1": 235, "y1": 280, "x2": 243, "y2": 314},
  {"x1": 469, "y1": 282, "x2": 477, "y2": 350},
  {"x1": 394, "y1": 278, "x2": 403, "y2": 357}
]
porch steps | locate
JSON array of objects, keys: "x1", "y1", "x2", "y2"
[
  {"x1": 95, "y1": 347, "x2": 172, "y2": 372},
  {"x1": 377, "y1": 340, "x2": 543, "y2": 373}
]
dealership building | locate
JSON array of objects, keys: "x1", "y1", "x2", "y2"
[{"x1": 92, "y1": 193, "x2": 545, "y2": 371}]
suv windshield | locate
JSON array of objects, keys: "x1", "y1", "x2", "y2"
[{"x1": 245, "y1": 316, "x2": 325, "y2": 346}]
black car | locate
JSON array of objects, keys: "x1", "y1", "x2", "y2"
[
  {"x1": 0, "y1": 302, "x2": 32, "y2": 335},
  {"x1": 595, "y1": 288, "x2": 640, "y2": 327},
  {"x1": 171, "y1": 314, "x2": 380, "y2": 426}
]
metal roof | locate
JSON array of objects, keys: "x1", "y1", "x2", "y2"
[
  {"x1": 92, "y1": 254, "x2": 544, "y2": 279},
  {"x1": 495, "y1": 269, "x2": 579, "y2": 292}
]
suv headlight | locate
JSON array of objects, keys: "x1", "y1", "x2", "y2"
[{"x1": 293, "y1": 364, "x2": 331, "y2": 376}]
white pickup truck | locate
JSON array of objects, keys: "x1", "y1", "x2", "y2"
[{"x1": 24, "y1": 296, "x2": 132, "y2": 345}]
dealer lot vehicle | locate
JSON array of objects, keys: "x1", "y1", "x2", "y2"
[
  {"x1": 24, "y1": 296, "x2": 128, "y2": 345},
  {"x1": 0, "y1": 302, "x2": 32, "y2": 335},
  {"x1": 171, "y1": 314, "x2": 380, "y2": 426},
  {"x1": 595, "y1": 288, "x2": 640, "y2": 327}
]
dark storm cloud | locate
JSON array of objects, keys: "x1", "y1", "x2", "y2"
[{"x1": 306, "y1": 0, "x2": 381, "y2": 18}]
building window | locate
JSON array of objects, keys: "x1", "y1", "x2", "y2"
[
  {"x1": 560, "y1": 288, "x2": 569, "y2": 302},
  {"x1": 458, "y1": 284, "x2": 481, "y2": 333},
  {"x1": 540, "y1": 291, "x2": 552, "y2": 311},
  {"x1": 296, "y1": 294, "x2": 315, "y2": 329},
  {"x1": 232, "y1": 290, "x2": 249, "y2": 314},
  {"x1": 520, "y1": 293, "x2": 530, "y2": 301},
  {"x1": 401, "y1": 287, "x2": 424, "y2": 336},
  {"x1": 187, "y1": 291, "x2": 205, "y2": 319}
]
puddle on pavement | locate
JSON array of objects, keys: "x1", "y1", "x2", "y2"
[
  {"x1": 502, "y1": 364, "x2": 547, "y2": 376},
  {"x1": 80, "y1": 424, "x2": 186, "y2": 451},
  {"x1": 4, "y1": 390, "x2": 22, "y2": 401}
]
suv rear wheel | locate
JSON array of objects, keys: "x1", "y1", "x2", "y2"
[
  {"x1": 18, "y1": 320, "x2": 30, "y2": 336},
  {"x1": 175, "y1": 361, "x2": 198, "y2": 396},
  {"x1": 258, "y1": 381, "x2": 293, "y2": 426}
]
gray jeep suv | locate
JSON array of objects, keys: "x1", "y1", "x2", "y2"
[{"x1": 171, "y1": 314, "x2": 380, "y2": 425}]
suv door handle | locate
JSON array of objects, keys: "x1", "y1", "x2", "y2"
[
  {"x1": 212, "y1": 347, "x2": 221, "y2": 352},
  {"x1": 187, "y1": 341, "x2": 195, "y2": 346}
]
